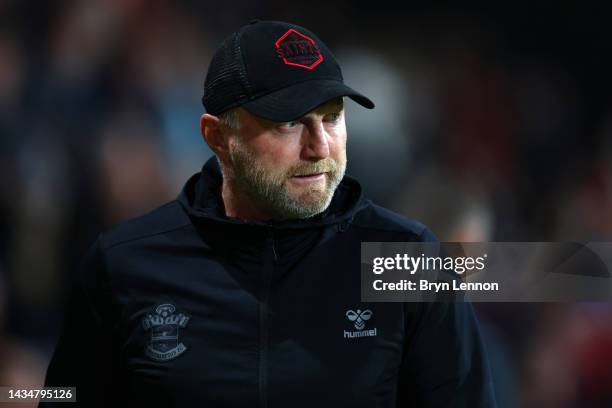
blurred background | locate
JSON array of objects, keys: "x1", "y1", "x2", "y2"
[{"x1": 1, "y1": 1, "x2": 611, "y2": 407}]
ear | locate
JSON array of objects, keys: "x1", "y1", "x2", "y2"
[{"x1": 200, "y1": 113, "x2": 230, "y2": 161}]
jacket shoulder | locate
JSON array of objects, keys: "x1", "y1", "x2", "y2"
[
  {"x1": 99, "y1": 200, "x2": 192, "y2": 250},
  {"x1": 351, "y1": 201, "x2": 437, "y2": 241}
]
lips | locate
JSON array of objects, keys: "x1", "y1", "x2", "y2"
[
  {"x1": 290, "y1": 172, "x2": 326, "y2": 182},
  {"x1": 293, "y1": 173, "x2": 323, "y2": 177}
]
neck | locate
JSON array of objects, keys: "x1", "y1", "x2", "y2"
[{"x1": 221, "y1": 179, "x2": 274, "y2": 221}]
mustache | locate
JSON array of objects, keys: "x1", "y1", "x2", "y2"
[{"x1": 289, "y1": 159, "x2": 337, "y2": 177}]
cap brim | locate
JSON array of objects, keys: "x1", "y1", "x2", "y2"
[{"x1": 241, "y1": 79, "x2": 375, "y2": 122}]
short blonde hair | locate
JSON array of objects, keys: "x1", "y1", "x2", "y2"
[{"x1": 218, "y1": 108, "x2": 240, "y2": 131}]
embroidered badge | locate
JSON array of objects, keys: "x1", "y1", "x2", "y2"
[
  {"x1": 275, "y1": 28, "x2": 324, "y2": 70},
  {"x1": 142, "y1": 303, "x2": 190, "y2": 361}
]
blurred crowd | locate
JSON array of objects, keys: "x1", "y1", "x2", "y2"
[{"x1": 0, "y1": 1, "x2": 611, "y2": 407}]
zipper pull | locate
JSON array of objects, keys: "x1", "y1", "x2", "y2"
[{"x1": 267, "y1": 229, "x2": 278, "y2": 261}]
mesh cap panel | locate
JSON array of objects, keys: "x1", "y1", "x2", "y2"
[{"x1": 202, "y1": 32, "x2": 251, "y2": 115}]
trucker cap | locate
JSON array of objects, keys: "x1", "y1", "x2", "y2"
[{"x1": 202, "y1": 20, "x2": 375, "y2": 122}]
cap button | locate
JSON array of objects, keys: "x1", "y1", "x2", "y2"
[{"x1": 249, "y1": 19, "x2": 260, "y2": 24}]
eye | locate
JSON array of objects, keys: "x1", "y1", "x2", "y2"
[
  {"x1": 278, "y1": 120, "x2": 300, "y2": 130},
  {"x1": 325, "y1": 112, "x2": 342, "y2": 123}
]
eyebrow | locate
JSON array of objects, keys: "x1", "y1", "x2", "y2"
[{"x1": 310, "y1": 98, "x2": 344, "y2": 115}]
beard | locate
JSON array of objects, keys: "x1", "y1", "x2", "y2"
[{"x1": 228, "y1": 139, "x2": 346, "y2": 220}]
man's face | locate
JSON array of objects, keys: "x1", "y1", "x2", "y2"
[{"x1": 226, "y1": 98, "x2": 347, "y2": 220}]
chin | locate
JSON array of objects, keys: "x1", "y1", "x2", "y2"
[{"x1": 298, "y1": 191, "x2": 333, "y2": 210}]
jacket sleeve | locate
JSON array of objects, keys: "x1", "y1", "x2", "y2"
[
  {"x1": 40, "y1": 235, "x2": 123, "y2": 407},
  {"x1": 395, "y1": 228, "x2": 497, "y2": 407}
]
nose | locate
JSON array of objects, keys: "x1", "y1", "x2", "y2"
[{"x1": 301, "y1": 121, "x2": 330, "y2": 161}]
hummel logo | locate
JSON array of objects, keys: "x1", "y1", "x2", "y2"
[
  {"x1": 346, "y1": 309, "x2": 372, "y2": 329},
  {"x1": 344, "y1": 308, "x2": 377, "y2": 339}
]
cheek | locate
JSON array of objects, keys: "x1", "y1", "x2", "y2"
[
  {"x1": 252, "y1": 142, "x2": 297, "y2": 174},
  {"x1": 330, "y1": 131, "x2": 347, "y2": 159}
]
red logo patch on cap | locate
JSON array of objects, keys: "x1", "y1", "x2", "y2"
[{"x1": 275, "y1": 29, "x2": 324, "y2": 70}]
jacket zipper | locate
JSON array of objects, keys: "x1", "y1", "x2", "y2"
[{"x1": 259, "y1": 229, "x2": 276, "y2": 408}]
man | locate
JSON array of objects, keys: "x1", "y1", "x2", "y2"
[{"x1": 42, "y1": 20, "x2": 496, "y2": 407}]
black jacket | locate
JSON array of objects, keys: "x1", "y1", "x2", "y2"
[{"x1": 42, "y1": 157, "x2": 496, "y2": 407}]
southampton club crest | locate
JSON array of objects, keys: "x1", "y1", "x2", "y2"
[{"x1": 142, "y1": 303, "x2": 190, "y2": 361}]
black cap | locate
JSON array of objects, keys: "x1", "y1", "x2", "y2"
[{"x1": 202, "y1": 20, "x2": 375, "y2": 122}]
